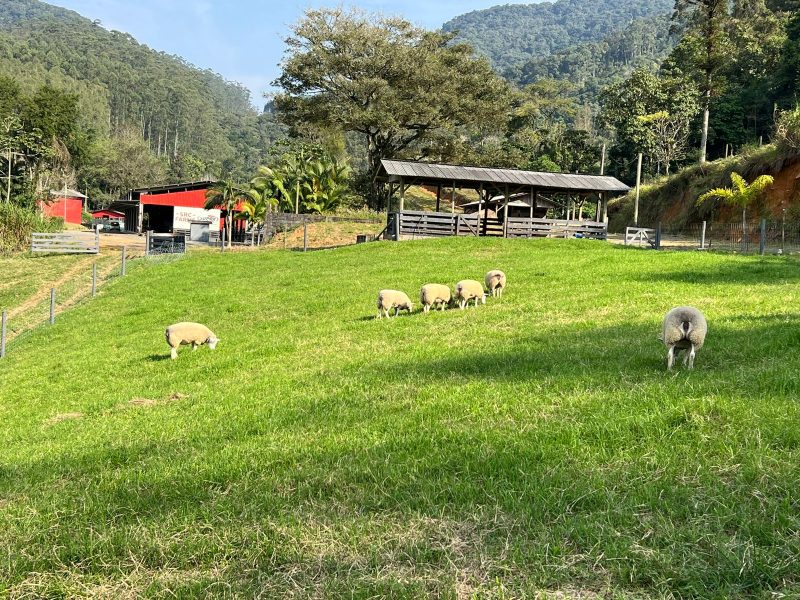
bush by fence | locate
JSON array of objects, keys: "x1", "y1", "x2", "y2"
[{"x1": 0, "y1": 204, "x2": 63, "y2": 254}]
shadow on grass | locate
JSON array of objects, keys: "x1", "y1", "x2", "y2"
[
  {"x1": 636, "y1": 258, "x2": 800, "y2": 286},
  {"x1": 146, "y1": 354, "x2": 171, "y2": 362}
]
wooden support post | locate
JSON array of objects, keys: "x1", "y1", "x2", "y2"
[
  {"x1": 602, "y1": 192, "x2": 608, "y2": 224},
  {"x1": 92, "y1": 263, "x2": 97, "y2": 298},
  {"x1": 399, "y1": 177, "x2": 405, "y2": 213},
  {"x1": 456, "y1": 214, "x2": 461, "y2": 236},
  {"x1": 503, "y1": 183, "x2": 510, "y2": 238},
  {"x1": 436, "y1": 185, "x2": 441, "y2": 213},
  {"x1": 478, "y1": 184, "x2": 484, "y2": 237},
  {"x1": 1, "y1": 311, "x2": 6, "y2": 358},
  {"x1": 394, "y1": 212, "x2": 400, "y2": 241},
  {"x1": 600, "y1": 143, "x2": 606, "y2": 175},
  {"x1": 634, "y1": 153, "x2": 643, "y2": 227},
  {"x1": 121, "y1": 247, "x2": 127, "y2": 276},
  {"x1": 50, "y1": 288, "x2": 56, "y2": 325},
  {"x1": 656, "y1": 222, "x2": 662, "y2": 250},
  {"x1": 451, "y1": 182, "x2": 456, "y2": 213},
  {"x1": 760, "y1": 219, "x2": 767, "y2": 256}
]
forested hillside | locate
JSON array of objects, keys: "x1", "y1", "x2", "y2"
[
  {"x1": 0, "y1": 0, "x2": 283, "y2": 202},
  {"x1": 443, "y1": 0, "x2": 674, "y2": 77}
]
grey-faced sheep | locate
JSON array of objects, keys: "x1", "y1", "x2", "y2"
[
  {"x1": 455, "y1": 280, "x2": 487, "y2": 310},
  {"x1": 165, "y1": 322, "x2": 219, "y2": 360},
  {"x1": 377, "y1": 290, "x2": 414, "y2": 319},
  {"x1": 662, "y1": 306, "x2": 707, "y2": 370},
  {"x1": 485, "y1": 270, "x2": 507, "y2": 298},
  {"x1": 420, "y1": 284, "x2": 452, "y2": 313}
]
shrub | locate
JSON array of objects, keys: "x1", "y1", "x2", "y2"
[
  {"x1": 775, "y1": 107, "x2": 800, "y2": 153},
  {"x1": 0, "y1": 204, "x2": 63, "y2": 254}
]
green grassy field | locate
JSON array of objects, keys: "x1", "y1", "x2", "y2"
[{"x1": 2, "y1": 239, "x2": 800, "y2": 598}]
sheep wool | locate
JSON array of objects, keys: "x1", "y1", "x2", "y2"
[
  {"x1": 377, "y1": 290, "x2": 414, "y2": 319},
  {"x1": 455, "y1": 280, "x2": 487, "y2": 310},
  {"x1": 485, "y1": 270, "x2": 507, "y2": 298},
  {"x1": 165, "y1": 322, "x2": 220, "y2": 360},
  {"x1": 420, "y1": 284, "x2": 452, "y2": 313},
  {"x1": 662, "y1": 306, "x2": 707, "y2": 370}
]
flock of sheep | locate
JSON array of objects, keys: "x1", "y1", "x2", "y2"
[
  {"x1": 375, "y1": 269, "x2": 708, "y2": 371},
  {"x1": 376, "y1": 270, "x2": 507, "y2": 319},
  {"x1": 163, "y1": 269, "x2": 707, "y2": 371}
]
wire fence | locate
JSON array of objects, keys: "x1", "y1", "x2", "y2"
[
  {"x1": 0, "y1": 246, "x2": 154, "y2": 359},
  {"x1": 625, "y1": 219, "x2": 800, "y2": 255}
]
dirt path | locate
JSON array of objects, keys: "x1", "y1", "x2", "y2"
[{"x1": 8, "y1": 255, "x2": 95, "y2": 319}]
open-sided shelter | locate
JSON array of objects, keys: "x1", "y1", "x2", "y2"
[{"x1": 377, "y1": 160, "x2": 630, "y2": 240}]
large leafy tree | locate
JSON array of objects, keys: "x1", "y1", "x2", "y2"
[{"x1": 274, "y1": 8, "x2": 510, "y2": 208}]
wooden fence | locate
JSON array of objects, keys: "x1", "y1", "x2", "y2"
[
  {"x1": 389, "y1": 211, "x2": 607, "y2": 241},
  {"x1": 31, "y1": 231, "x2": 100, "y2": 254}
]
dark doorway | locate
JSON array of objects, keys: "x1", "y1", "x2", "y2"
[{"x1": 143, "y1": 205, "x2": 174, "y2": 233}]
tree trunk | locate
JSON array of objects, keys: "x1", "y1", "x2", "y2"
[
  {"x1": 227, "y1": 213, "x2": 233, "y2": 249},
  {"x1": 700, "y1": 88, "x2": 711, "y2": 164}
]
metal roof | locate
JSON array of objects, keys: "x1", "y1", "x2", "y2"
[
  {"x1": 50, "y1": 188, "x2": 87, "y2": 199},
  {"x1": 380, "y1": 160, "x2": 630, "y2": 193},
  {"x1": 130, "y1": 180, "x2": 217, "y2": 196}
]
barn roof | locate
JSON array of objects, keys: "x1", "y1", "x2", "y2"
[{"x1": 378, "y1": 160, "x2": 629, "y2": 194}]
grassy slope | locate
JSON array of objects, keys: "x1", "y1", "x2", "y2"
[
  {"x1": 2, "y1": 239, "x2": 800, "y2": 598},
  {"x1": 610, "y1": 145, "x2": 800, "y2": 231}
]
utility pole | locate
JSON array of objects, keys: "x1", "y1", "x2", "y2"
[{"x1": 634, "y1": 153, "x2": 643, "y2": 227}]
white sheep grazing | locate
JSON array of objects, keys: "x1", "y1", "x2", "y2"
[
  {"x1": 420, "y1": 284, "x2": 452, "y2": 313},
  {"x1": 662, "y1": 306, "x2": 708, "y2": 370},
  {"x1": 376, "y1": 290, "x2": 414, "y2": 319},
  {"x1": 455, "y1": 280, "x2": 487, "y2": 310},
  {"x1": 485, "y1": 270, "x2": 507, "y2": 298},
  {"x1": 165, "y1": 322, "x2": 219, "y2": 360}
]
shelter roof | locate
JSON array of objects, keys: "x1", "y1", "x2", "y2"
[{"x1": 379, "y1": 160, "x2": 629, "y2": 194}]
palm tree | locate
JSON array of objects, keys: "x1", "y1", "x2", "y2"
[
  {"x1": 698, "y1": 172, "x2": 774, "y2": 251},
  {"x1": 301, "y1": 157, "x2": 350, "y2": 214},
  {"x1": 237, "y1": 194, "x2": 269, "y2": 246},
  {"x1": 205, "y1": 180, "x2": 250, "y2": 249}
]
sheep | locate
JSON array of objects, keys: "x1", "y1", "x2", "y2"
[
  {"x1": 455, "y1": 280, "x2": 487, "y2": 309},
  {"x1": 165, "y1": 322, "x2": 219, "y2": 360},
  {"x1": 420, "y1": 284, "x2": 452, "y2": 313},
  {"x1": 376, "y1": 290, "x2": 414, "y2": 319},
  {"x1": 485, "y1": 270, "x2": 507, "y2": 298},
  {"x1": 662, "y1": 306, "x2": 707, "y2": 370}
]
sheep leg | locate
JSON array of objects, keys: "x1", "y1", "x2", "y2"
[
  {"x1": 192, "y1": 343, "x2": 198, "y2": 351},
  {"x1": 688, "y1": 344, "x2": 696, "y2": 369},
  {"x1": 440, "y1": 302, "x2": 446, "y2": 312},
  {"x1": 170, "y1": 347, "x2": 178, "y2": 360},
  {"x1": 667, "y1": 345, "x2": 675, "y2": 371}
]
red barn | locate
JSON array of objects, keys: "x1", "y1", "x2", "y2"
[
  {"x1": 39, "y1": 189, "x2": 86, "y2": 225},
  {"x1": 109, "y1": 181, "x2": 246, "y2": 244}
]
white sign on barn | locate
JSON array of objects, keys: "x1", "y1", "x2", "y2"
[{"x1": 173, "y1": 207, "x2": 221, "y2": 232}]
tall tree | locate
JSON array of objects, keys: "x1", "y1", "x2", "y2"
[
  {"x1": 671, "y1": 0, "x2": 730, "y2": 164},
  {"x1": 274, "y1": 8, "x2": 510, "y2": 208}
]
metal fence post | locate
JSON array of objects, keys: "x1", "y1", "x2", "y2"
[
  {"x1": 1, "y1": 311, "x2": 6, "y2": 358},
  {"x1": 655, "y1": 222, "x2": 662, "y2": 250},
  {"x1": 121, "y1": 247, "x2": 127, "y2": 276},
  {"x1": 50, "y1": 288, "x2": 56, "y2": 325},
  {"x1": 283, "y1": 222, "x2": 287, "y2": 250},
  {"x1": 145, "y1": 230, "x2": 151, "y2": 256},
  {"x1": 760, "y1": 219, "x2": 767, "y2": 256},
  {"x1": 700, "y1": 221, "x2": 707, "y2": 250},
  {"x1": 92, "y1": 263, "x2": 97, "y2": 298},
  {"x1": 303, "y1": 220, "x2": 308, "y2": 252},
  {"x1": 394, "y1": 212, "x2": 401, "y2": 241}
]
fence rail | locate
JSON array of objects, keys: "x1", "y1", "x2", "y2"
[
  {"x1": 31, "y1": 231, "x2": 100, "y2": 254},
  {"x1": 146, "y1": 232, "x2": 187, "y2": 256},
  {"x1": 389, "y1": 211, "x2": 608, "y2": 241}
]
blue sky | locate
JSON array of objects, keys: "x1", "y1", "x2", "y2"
[{"x1": 49, "y1": 0, "x2": 507, "y2": 106}]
